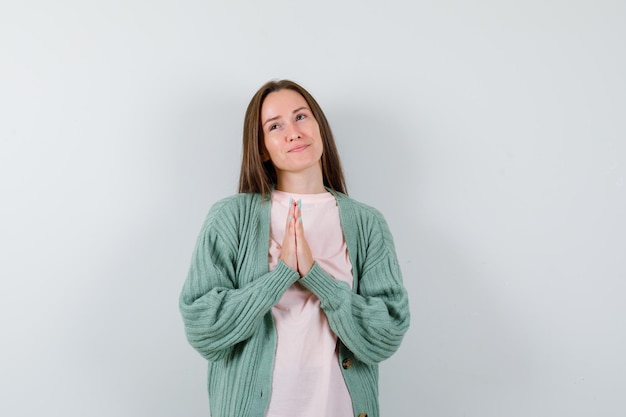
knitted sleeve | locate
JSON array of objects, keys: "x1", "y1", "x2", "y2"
[
  {"x1": 179, "y1": 196, "x2": 299, "y2": 362},
  {"x1": 298, "y1": 206, "x2": 410, "y2": 365}
]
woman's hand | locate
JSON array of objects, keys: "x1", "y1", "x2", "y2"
[
  {"x1": 294, "y1": 200, "x2": 313, "y2": 276},
  {"x1": 279, "y1": 199, "x2": 298, "y2": 271},
  {"x1": 279, "y1": 198, "x2": 313, "y2": 277}
]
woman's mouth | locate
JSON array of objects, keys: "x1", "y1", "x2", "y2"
[{"x1": 288, "y1": 145, "x2": 309, "y2": 153}]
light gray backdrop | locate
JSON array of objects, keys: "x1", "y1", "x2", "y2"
[{"x1": 1, "y1": 1, "x2": 625, "y2": 416}]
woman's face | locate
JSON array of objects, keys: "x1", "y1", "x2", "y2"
[{"x1": 260, "y1": 89, "x2": 324, "y2": 178}]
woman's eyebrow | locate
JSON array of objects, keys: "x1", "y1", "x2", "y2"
[
  {"x1": 263, "y1": 107, "x2": 310, "y2": 127},
  {"x1": 292, "y1": 106, "x2": 308, "y2": 114},
  {"x1": 262, "y1": 115, "x2": 280, "y2": 127}
]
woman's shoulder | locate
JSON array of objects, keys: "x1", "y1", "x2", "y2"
[
  {"x1": 335, "y1": 193, "x2": 398, "y2": 253},
  {"x1": 204, "y1": 193, "x2": 264, "y2": 223},
  {"x1": 210, "y1": 192, "x2": 263, "y2": 209},
  {"x1": 334, "y1": 192, "x2": 386, "y2": 221}
]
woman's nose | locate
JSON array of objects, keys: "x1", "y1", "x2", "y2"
[{"x1": 287, "y1": 124, "x2": 301, "y2": 141}]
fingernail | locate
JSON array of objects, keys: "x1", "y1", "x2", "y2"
[
  {"x1": 289, "y1": 197, "x2": 293, "y2": 206},
  {"x1": 289, "y1": 216, "x2": 294, "y2": 223},
  {"x1": 297, "y1": 199, "x2": 302, "y2": 210},
  {"x1": 298, "y1": 216, "x2": 302, "y2": 224}
]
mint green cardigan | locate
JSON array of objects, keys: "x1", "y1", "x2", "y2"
[{"x1": 180, "y1": 191, "x2": 410, "y2": 417}]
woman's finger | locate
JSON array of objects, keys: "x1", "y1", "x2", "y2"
[
  {"x1": 285, "y1": 197, "x2": 295, "y2": 228},
  {"x1": 295, "y1": 199, "x2": 313, "y2": 276},
  {"x1": 279, "y1": 198, "x2": 298, "y2": 271}
]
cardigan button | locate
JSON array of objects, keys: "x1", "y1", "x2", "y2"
[
  {"x1": 342, "y1": 357, "x2": 353, "y2": 369},
  {"x1": 357, "y1": 413, "x2": 368, "y2": 417}
]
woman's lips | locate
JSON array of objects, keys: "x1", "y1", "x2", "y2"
[{"x1": 288, "y1": 144, "x2": 309, "y2": 152}]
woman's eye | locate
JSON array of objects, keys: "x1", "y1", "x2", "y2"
[
  {"x1": 295, "y1": 114, "x2": 306, "y2": 121},
  {"x1": 269, "y1": 124, "x2": 279, "y2": 131}
]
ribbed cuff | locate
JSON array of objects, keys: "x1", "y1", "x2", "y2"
[
  {"x1": 299, "y1": 263, "x2": 349, "y2": 310},
  {"x1": 266, "y1": 260, "x2": 300, "y2": 295}
]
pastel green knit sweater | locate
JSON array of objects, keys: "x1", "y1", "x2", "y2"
[{"x1": 180, "y1": 190, "x2": 410, "y2": 417}]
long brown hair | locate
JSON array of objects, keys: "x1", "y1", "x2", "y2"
[{"x1": 238, "y1": 79, "x2": 347, "y2": 197}]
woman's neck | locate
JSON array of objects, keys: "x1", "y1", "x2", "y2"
[{"x1": 275, "y1": 170, "x2": 326, "y2": 194}]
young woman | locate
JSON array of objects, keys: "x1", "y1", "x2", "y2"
[{"x1": 180, "y1": 80, "x2": 410, "y2": 417}]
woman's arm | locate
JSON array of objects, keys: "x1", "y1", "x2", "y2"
[
  {"x1": 179, "y1": 200, "x2": 299, "y2": 362},
  {"x1": 298, "y1": 210, "x2": 410, "y2": 365}
]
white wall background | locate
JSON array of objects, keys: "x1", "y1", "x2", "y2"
[{"x1": 1, "y1": 1, "x2": 625, "y2": 416}]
